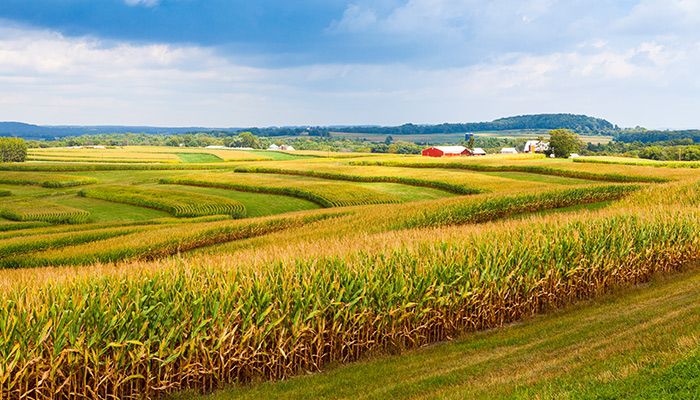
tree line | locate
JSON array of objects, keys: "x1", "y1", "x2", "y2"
[
  {"x1": 614, "y1": 130, "x2": 700, "y2": 144},
  {"x1": 331, "y1": 114, "x2": 617, "y2": 135}
]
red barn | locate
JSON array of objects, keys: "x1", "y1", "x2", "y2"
[{"x1": 421, "y1": 146, "x2": 473, "y2": 157}]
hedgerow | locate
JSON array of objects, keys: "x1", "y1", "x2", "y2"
[
  {"x1": 573, "y1": 157, "x2": 700, "y2": 169},
  {"x1": 351, "y1": 160, "x2": 669, "y2": 183}
]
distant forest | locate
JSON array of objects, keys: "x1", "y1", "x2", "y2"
[
  {"x1": 330, "y1": 114, "x2": 617, "y2": 135},
  {"x1": 614, "y1": 130, "x2": 700, "y2": 143},
  {"x1": 0, "y1": 113, "x2": 617, "y2": 139}
]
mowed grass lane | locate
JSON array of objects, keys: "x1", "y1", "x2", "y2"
[
  {"x1": 176, "y1": 153, "x2": 224, "y2": 163},
  {"x1": 180, "y1": 267, "x2": 700, "y2": 400}
]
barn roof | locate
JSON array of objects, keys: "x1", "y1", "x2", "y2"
[{"x1": 432, "y1": 146, "x2": 468, "y2": 154}]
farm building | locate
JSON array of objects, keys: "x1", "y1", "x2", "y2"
[
  {"x1": 472, "y1": 148, "x2": 486, "y2": 156},
  {"x1": 501, "y1": 147, "x2": 518, "y2": 154},
  {"x1": 280, "y1": 145, "x2": 295, "y2": 151},
  {"x1": 421, "y1": 146, "x2": 473, "y2": 157},
  {"x1": 523, "y1": 140, "x2": 549, "y2": 153},
  {"x1": 268, "y1": 144, "x2": 280, "y2": 150}
]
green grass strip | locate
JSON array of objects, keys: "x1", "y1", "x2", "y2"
[{"x1": 175, "y1": 153, "x2": 224, "y2": 163}]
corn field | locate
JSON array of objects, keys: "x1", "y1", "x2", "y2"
[
  {"x1": 352, "y1": 160, "x2": 669, "y2": 183},
  {"x1": 232, "y1": 166, "x2": 482, "y2": 194},
  {"x1": 160, "y1": 174, "x2": 403, "y2": 207},
  {"x1": 0, "y1": 172, "x2": 97, "y2": 188},
  {"x1": 1, "y1": 204, "x2": 698, "y2": 398},
  {"x1": 78, "y1": 185, "x2": 247, "y2": 218},
  {"x1": 0, "y1": 200, "x2": 90, "y2": 224},
  {"x1": 0, "y1": 151, "x2": 698, "y2": 399}
]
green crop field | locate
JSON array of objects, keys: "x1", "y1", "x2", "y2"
[
  {"x1": 176, "y1": 153, "x2": 224, "y2": 163},
  {"x1": 0, "y1": 147, "x2": 698, "y2": 399}
]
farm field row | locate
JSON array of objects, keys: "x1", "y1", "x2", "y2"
[
  {"x1": 0, "y1": 147, "x2": 698, "y2": 398},
  {"x1": 0, "y1": 155, "x2": 656, "y2": 268},
  {"x1": 27, "y1": 146, "x2": 317, "y2": 163},
  {"x1": 178, "y1": 266, "x2": 700, "y2": 400}
]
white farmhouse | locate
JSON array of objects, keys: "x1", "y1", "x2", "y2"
[{"x1": 523, "y1": 140, "x2": 549, "y2": 153}]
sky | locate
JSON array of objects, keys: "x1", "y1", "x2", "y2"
[{"x1": 1, "y1": 0, "x2": 699, "y2": 128}]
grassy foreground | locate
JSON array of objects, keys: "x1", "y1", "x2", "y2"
[{"x1": 180, "y1": 266, "x2": 700, "y2": 400}]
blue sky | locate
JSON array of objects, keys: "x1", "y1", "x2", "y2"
[{"x1": 1, "y1": 0, "x2": 699, "y2": 128}]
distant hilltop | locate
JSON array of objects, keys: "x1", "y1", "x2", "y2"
[
  {"x1": 0, "y1": 114, "x2": 618, "y2": 139},
  {"x1": 0, "y1": 122, "x2": 214, "y2": 139}
]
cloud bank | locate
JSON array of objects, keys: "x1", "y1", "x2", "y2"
[{"x1": 0, "y1": 1, "x2": 699, "y2": 128}]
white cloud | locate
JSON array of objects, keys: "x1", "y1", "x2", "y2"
[
  {"x1": 124, "y1": 0, "x2": 160, "y2": 7},
  {"x1": 0, "y1": 21, "x2": 700, "y2": 129},
  {"x1": 329, "y1": 4, "x2": 378, "y2": 33}
]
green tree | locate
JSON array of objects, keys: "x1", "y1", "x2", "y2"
[
  {"x1": 384, "y1": 135, "x2": 393, "y2": 145},
  {"x1": 387, "y1": 141, "x2": 422, "y2": 154},
  {"x1": 230, "y1": 132, "x2": 262, "y2": 149},
  {"x1": 467, "y1": 135, "x2": 475, "y2": 149},
  {"x1": 0, "y1": 138, "x2": 27, "y2": 162},
  {"x1": 548, "y1": 129, "x2": 584, "y2": 158}
]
